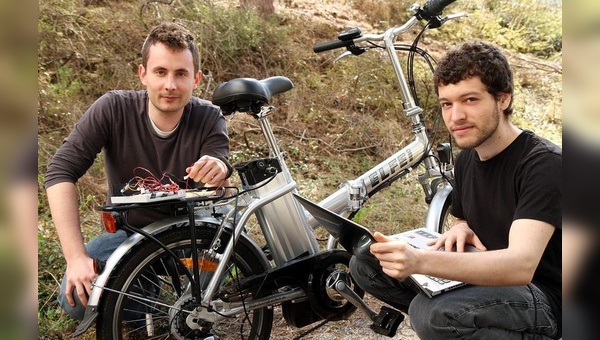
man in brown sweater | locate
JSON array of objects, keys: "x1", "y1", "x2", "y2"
[{"x1": 45, "y1": 22, "x2": 232, "y2": 320}]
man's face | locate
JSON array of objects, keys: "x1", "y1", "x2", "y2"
[
  {"x1": 138, "y1": 42, "x2": 200, "y2": 117},
  {"x1": 438, "y1": 77, "x2": 508, "y2": 149}
]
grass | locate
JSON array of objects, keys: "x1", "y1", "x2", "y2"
[{"x1": 37, "y1": 0, "x2": 562, "y2": 338}]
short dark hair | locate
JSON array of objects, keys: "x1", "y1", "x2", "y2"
[
  {"x1": 141, "y1": 22, "x2": 200, "y2": 74},
  {"x1": 434, "y1": 41, "x2": 514, "y2": 115}
]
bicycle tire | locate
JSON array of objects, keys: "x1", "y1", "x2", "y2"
[
  {"x1": 95, "y1": 223, "x2": 273, "y2": 340},
  {"x1": 437, "y1": 195, "x2": 454, "y2": 234}
]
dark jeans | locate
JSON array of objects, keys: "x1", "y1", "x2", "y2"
[{"x1": 350, "y1": 255, "x2": 559, "y2": 339}]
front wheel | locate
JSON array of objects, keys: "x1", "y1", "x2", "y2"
[
  {"x1": 438, "y1": 195, "x2": 455, "y2": 234},
  {"x1": 96, "y1": 224, "x2": 273, "y2": 340}
]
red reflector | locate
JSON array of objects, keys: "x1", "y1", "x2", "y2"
[
  {"x1": 181, "y1": 258, "x2": 218, "y2": 271},
  {"x1": 102, "y1": 212, "x2": 118, "y2": 233},
  {"x1": 93, "y1": 258, "x2": 106, "y2": 274}
]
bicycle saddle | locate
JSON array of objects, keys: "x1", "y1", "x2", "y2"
[{"x1": 212, "y1": 76, "x2": 294, "y2": 115}]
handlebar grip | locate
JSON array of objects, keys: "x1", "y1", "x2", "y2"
[
  {"x1": 421, "y1": 0, "x2": 456, "y2": 19},
  {"x1": 313, "y1": 39, "x2": 350, "y2": 53}
]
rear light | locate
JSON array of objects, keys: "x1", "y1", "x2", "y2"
[
  {"x1": 181, "y1": 258, "x2": 218, "y2": 271},
  {"x1": 101, "y1": 211, "x2": 121, "y2": 233},
  {"x1": 93, "y1": 258, "x2": 106, "y2": 274}
]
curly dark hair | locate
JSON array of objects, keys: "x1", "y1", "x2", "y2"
[
  {"x1": 434, "y1": 41, "x2": 514, "y2": 115},
  {"x1": 141, "y1": 22, "x2": 200, "y2": 74}
]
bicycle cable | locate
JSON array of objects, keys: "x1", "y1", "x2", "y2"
[
  {"x1": 407, "y1": 22, "x2": 457, "y2": 173},
  {"x1": 407, "y1": 23, "x2": 431, "y2": 107}
]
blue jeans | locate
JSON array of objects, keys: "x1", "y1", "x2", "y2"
[{"x1": 350, "y1": 255, "x2": 559, "y2": 339}]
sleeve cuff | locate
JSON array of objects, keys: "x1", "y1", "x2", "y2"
[{"x1": 216, "y1": 156, "x2": 234, "y2": 179}]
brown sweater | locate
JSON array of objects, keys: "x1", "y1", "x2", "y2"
[{"x1": 45, "y1": 90, "x2": 229, "y2": 226}]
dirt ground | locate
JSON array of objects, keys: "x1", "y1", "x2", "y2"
[{"x1": 275, "y1": 0, "x2": 376, "y2": 31}]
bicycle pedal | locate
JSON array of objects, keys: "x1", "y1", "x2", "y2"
[{"x1": 369, "y1": 305, "x2": 404, "y2": 337}]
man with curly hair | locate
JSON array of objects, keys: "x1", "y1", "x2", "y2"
[
  {"x1": 350, "y1": 41, "x2": 561, "y2": 339},
  {"x1": 45, "y1": 22, "x2": 233, "y2": 320}
]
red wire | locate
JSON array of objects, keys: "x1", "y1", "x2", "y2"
[
  {"x1": 125, "y1": 167, "x2": 183, "y2": 193},
  {"x1": 124, "y1": 164, "x2": 225, "y2": 195}
]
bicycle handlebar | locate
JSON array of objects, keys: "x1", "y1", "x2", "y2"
[
  {"x1": 419, "y1": 0, "x2": 457, "y2": 20},
  {"x1": 312, "y1": 0, "x2": 457, "y2": 53},
  {"x1": 313, "y1": 39, "x2": 351, "y2": 53}
]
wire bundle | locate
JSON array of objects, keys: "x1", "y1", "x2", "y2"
[{"x1": 120, "y1": 167, "x2": 187, "y2": 195}]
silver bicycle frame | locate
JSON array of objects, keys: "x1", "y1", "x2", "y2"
[
  {"x1": 201, "y1": 18, "x2": 455, "y2": 306},
  {"x1": 310, "y1": 16, "x2": 453, "y2": 225}
]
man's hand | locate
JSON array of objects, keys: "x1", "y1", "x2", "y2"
[
  {"x1": 185, "y1": 155, "x2": 228, "y2": 186},
  {"x1": 369, "y1": 232, "x2": 421, "y2": 279},
  {"x1": 429, "y1": 221, "x2": 487, "y2": 252},
  {"x1": 64, "y1": 256, "x2": 96, "y2": 307}
]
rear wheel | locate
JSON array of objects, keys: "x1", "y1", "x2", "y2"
[{"x1": 96, "y1": 224, "x2": 273, "y2": 339}]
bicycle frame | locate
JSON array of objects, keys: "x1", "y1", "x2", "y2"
[{"x1": 199, "y1": 2, "x2": 461, "y2": 321}]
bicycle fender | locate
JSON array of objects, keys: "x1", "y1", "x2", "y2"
[
  {"x1": 72, "y1": 214, "x2": 235, "y2": 337},
  {"x1": 424, "y1": 182, "x2": 452, "y2": 232}
]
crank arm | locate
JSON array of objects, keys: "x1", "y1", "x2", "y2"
[{"x1": 203, "y1": 287, "x2": 306, "y2": 322}]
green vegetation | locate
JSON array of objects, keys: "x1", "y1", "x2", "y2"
[{"x1": 37, "y1": 0, "x2": 561, "y2": 338}]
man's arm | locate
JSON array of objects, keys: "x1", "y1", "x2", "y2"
[
  {"x1": 371, "y1": 218, "x2": 555, "y2": 286},
  {"x1": 46, "y1": 182, "x2": 96, "y2": 307}
]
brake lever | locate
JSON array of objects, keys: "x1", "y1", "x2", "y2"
[
  {"x1": 334, "y1": 51, "x2": 353, "y2": 63},
  {"x1": 334, "y1": 44, "x2": 368, "y2": 63},
  {"x1": 440, "y1": 11, "x2": 468, "y2": 25}
]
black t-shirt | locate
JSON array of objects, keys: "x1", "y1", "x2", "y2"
[{"x1": 451, "y1": 130, "x2": 562, "y2": 327}]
